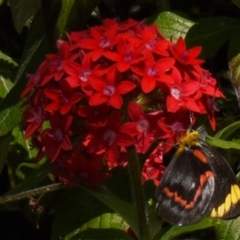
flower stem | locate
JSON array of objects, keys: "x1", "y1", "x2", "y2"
[
  {"x1": 0, "y1": 183, "x2": 65, "y2": 204},
  {"x1": 128, "y1": 147, "x2": 149, "y2": 240}
]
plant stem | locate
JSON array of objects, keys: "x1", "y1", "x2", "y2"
[
  {"x1": 128, "y1": 147, "x2": 149, "y2": 240},
  {"x1": 0, "y1": 183, "x2": 65, "y2": 204}
]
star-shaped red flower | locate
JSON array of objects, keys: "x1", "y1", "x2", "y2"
[
  {"x1": 169, "y1": 37, "x2": 204, "y2": 65},
  {"x1": 41, "y1": 114, "x2": 73, "y2": 162},
  {"x1": 88, "y1": 67, "x2": 136, "y2": 109},
  {"x1": 85, "y1": 111, "x2": 135, "y2": 168}
]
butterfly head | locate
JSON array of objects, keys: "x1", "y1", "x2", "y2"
[{"x1": 177, "y1": 130, "x2": 201, "y2": 155}]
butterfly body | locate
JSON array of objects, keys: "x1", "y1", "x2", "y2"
[{"x1": 155, "y1": 130, "x2": 240, "y2": 226}]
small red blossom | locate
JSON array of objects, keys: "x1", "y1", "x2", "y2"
[
  {"x1": 21, "y1": 68, "x2": 43, "y2": 98},
  {"x1": 186, "y1": 66, "x2": 225, "y2": 98},
  {"x1": 158, "y1": 110, "x2": 194, "y2": 152},
  {"x1": 41, "y1": 114, "x2": 73, "y2": 162},
  {"x1": 140, "y1": 25, "x2": 170, "y2": 57},
  {"x1": 42, "y1": 41, "x2": 73, "y2": 85},
  {"x1": 88, "y1": 67, "x2": 136, "y2": 109},
  {"x1": 78, "y1": 23, "x2": 118, "y2": 61},
  {"x1": 141, "y1": 143, "x2": 166, "y2": 186},
  {"x1": 103, "y1": 36, "x2": 145, "y2": 72},
  {"x1": 85, "y1": 112, "x2": 135, "y2": 168},
  {"x1": 132, "y1": 55, "x2": 175, "y2": 93},
  {"x1": 169, "y1": 37, "x2": 204, "y2": 65},
  {"x1": 23, "y1": 106, "x2": 44, "y2": 139},
  {"x1": 76, "y1": 104, "x2": 111, "y2": 126},
  {"x1": 197, "y1": 96, "x2": 220, "y2": 130},
  {"x1": 166, "y1": 72, "x2": 201, "y2": 112},
  {"x1": 63, "y1": 54, "x2": 96, "y2": 89},
  {"x1": 44, "y1": 81, "x2": 82, "y2": 114},
  {"x1": 127, "y1": 102, "x2": 165, "y2": 153}
]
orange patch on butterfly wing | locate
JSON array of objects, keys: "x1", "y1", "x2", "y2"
[
  {"x1": 193, "y1": 149, "x2": 208, "y2": 163},
  {"x1": 162, "y1": 171, "x2": 214, "y2": 209}
]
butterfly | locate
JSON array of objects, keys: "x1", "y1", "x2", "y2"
[{"x1": 155, "y1": 130, "x2": 240, "y2": 226}]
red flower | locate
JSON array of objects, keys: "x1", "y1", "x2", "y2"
[
  {"x1": 116, "y1": 18, "x2": 139, "y2": 32},
  {"x1": 77, "y1": 23, "x2": 118, "y2": 61},
  {"x1": 44, "y1": 81, "x2": 82, "y2": 115},
  {"x1": 67, "y1": 29, "x2": 90, "y2": 45},
  {"x1": 140, "y1": 25, "x2": 170, "y2": 57},
  {"x1": 158, "y1": 110, "x2": 194, "y2": 152},
  {"x1": 85, "y1": 112, "x2": 135, "y2": 168},
  {"x1": 63, "y1": 54, "x2": 96, "y2": 89},
  {"x1": 127, "y1": 102, "x2": 164, "y2": 153},
  {"x1": 52, "y1": 150, "x2": 110, "y2": 187},
  {"x1": 169, "y1": 37, "x2": 204, "y2": 65},
  {"x1": 21, "y1": 71, "x2": 43, "y2": 98},
  {"x1": 103, "y1": 36, "x2": 145, "y2": 72},
  {"x1": 41, "y1": 114, "x2": 73, "y2": 162},
  {"x1": 22, "y1": 89, "x2": 49, "y2": 138},
  {"x1": 76, "y1": 104, "x2": 111, "y2": 126},
  {"x1": 166, "y1": 70, "x2": 200, "y2": 112},
  {"x1": 186, "y1": 66, "x2": 225, "y2": 98},
  {"x1": 132, "y1": 54, "x2": 175, "y2": 93},
  {"x1": 42, "y1": 40, "x2": 73, "y2": 84},
  {"x1": 21, "y1": 18, "x2": 225, "y2": 187},
  {"x1": 88, "y1": 67, "x2": 136, "y2": 109},
  {"x1": 23, "y1": 106, "x2": 44, "y2": 139},
  {"x1": 197, "y1": 96, "x2": 220, "y2": 130},
  {"x1": 141, "y1": 143, "x2": 166, "y2": 185}
]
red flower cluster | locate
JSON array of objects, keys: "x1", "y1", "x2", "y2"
[{"x1": 21, "y1": 18, "x2": 224, "y2": 187}]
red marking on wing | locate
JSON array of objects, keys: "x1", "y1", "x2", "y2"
[
  {"x1": 163, "y1": 171, "x2": 214, "y2": 209},
  {"x1": 193, "y1": 149, "x2": 208, "y2": 163}
]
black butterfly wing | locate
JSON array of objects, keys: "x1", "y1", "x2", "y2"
[
  {"x1": 155, "y1": 141, "x2": 240, "y2": 226},
  {"x1": 155, "y1": 146, "x2": 216, "y2": 226},
  {"x1": 199, "y1": 142, "x2": 240, "y2": 219}
]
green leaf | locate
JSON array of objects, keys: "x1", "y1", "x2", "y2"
[
  {"x1": 64, "y1": 213, "x2": 129, "y2": 240},
  {"x1": 213, "y1": 121, "x2": 240, "y2": 139},
  {"x1": 79, "y1": 213, "x2": 129, "y2": 231},
  {"x1": 147, "y1": 201, "x2": 162, "y2": 240},
  {"x1": 51, "y1": 188, "x2": 112, "y2": 240},
  {"x1": 56, "y1": 0, "x2": 100, "y2": 38},
  {"x1": 186, "y1": 17, "x2": 240, "y2": 58},
  {"x1": 66, "y1": 0, "x2": 100, "y2": 30},
  {"x1": 9, "y1": 126, "x2": 39, "y2": 178},
  {"x1": 85, "y1": 187, "x2": 139, "y2": 238},
  {"x1": 0, "y1": 51, "x2": 18, "y2": 100},
  {"x1": 206, "y1": 135, "x2": 240, "y2": 150},
  {"x1": 215, "y1": 218, "x2": 240, "y2": 240},
  {"x1": 55, "y1": 0, "x2": 75, "y2": 38},
  {"x1": 0, "y1": 50, "x2": 18, "y2": 68},
  {"x1": 0, "y1": 10, "x2": 47, "y2": 136},
  {"x1": 9, "y1": 0, "x2": 41, "y2": 33},
  {"x1": 150, "y1": 11, "x2": 195, "y2": 42},
  {"x1": 66, "y1": 228, "x2": 134, "y2": 240},
  {"x1": 0, "y1": 73, "x2": 14, "y2": 100},
  {"x1": 6, "y1": 126, "x2": 40, "y2": 182},
  {"x1": 0, "y1": 103, "x2": 22, "y2": 137},
  {"x1": 158, "y1": 218, "x2": 217, "y2": 240}
]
